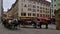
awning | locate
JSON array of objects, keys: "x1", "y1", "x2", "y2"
[{"x1": 44, "y1": 18, "x2": 51, "y2": 21}]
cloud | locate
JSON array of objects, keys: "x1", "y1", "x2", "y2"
[
  {"x1": 3, "y1": 0, "x2": 16, "y2": 11},
  {"x1": 47, "y1": 0, "x2": 51, "y2": 2}
]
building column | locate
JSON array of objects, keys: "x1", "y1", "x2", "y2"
[
  {"x1": 55, "y1": 14, "x2": 60, "y2": 30},
  {"x1": 0, "y1": 0, "x2": 3, "y2": 23},
  {"x1": 55, "y1": 10, "x2": 60, "y2": 30}
]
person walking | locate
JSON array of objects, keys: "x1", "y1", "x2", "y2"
[{"x1": 32, "y1": 18, "x2": 37, "y2": 28}]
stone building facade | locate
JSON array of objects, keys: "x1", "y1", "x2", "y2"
[
  {"x1": 7, "y1": 0, "x2": 18, "y2": 19},
  {"x1": 0, "y1": 0, "x2": 3, "y2": 23},
  {"x1": 51, "y1": 0, "x2": 55, "y2": 18},
  {"x1": 53, "y1": 0, "x2": 60, "y2": 30},
  {"x1": 55, "y1": 9, "x2": 60, "y2": 30},
  {"x1": 7, "y1": 0, "x2": 51, "y2": 19},
  {"x1": 18, "y1": 0, "x2": 51, "y2": 18}
]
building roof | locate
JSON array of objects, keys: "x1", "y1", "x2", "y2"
[
  {"x1": 29, "y1": 0, "x2": 51, "y2": 6},
  {"x1": 8, "y1": 0, "x2": 18, "y2": 12},
  {"x1": 11, "y1": 0, "x2": 18, "y2": 8}
]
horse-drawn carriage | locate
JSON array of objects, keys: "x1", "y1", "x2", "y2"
[
  {"x1": 31, "y1": 18, "x2": 51, "y2": 29},
  {"x1": 2, "y1": 16, "x2": 51, "y2": 29},
  {"x1": 2, "y1": 17, "x2": 21, "y2": 29}
]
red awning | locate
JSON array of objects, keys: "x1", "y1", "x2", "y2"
[
  {"x1": 36, "y1": 18, "x2": 44, "y2": 20},
  {"x1": 44, "y1": 18, "x2": 51, "y2": 21}
]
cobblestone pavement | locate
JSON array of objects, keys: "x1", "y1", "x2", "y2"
[{"x1": 0, "y1": 24, "x2": 60, "y2": 34}]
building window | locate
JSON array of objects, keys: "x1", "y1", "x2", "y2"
[
  {"x1": 33, "y1": 5, "x2": 36, "y2": 8},
  {"x1": 46, "y1": 8, "x2": 47, "y2": 10},
  {"x1": 43, "y1": 8, "x2": 45, "y2": 9},
  {"x1": 28, "y1": 4, "x2": 31, "y2": 7},
  {"x1": 21, "y1": 8, "x2": 23, "y2": 12},
  {"x1": 33, "y1": 9, "x2": 36, "y2": 12},
  {"x1": 43, "y1": 14, "x2": 45, "y2": 18},
  {"x1": 37, "y1": 6, "x2": 39, "y2": 8},
  {"x1": 37, "y1": 14, "x2": 39, "y2": 17},
  {"x1": 48, "y1": 15, "x2": 50, "y2": 17},
  {"x1": 54, "y1": 4, "x2": 56, "y2": 6},
  {"x1": 46, "y1": 15, "x2": 48, "y2": 17},
  {"x1": 21, "y1": 3, "x2": 23, "y2": 7},
  {"x1": 40, "y1": 10, "x2": 42, "y2": 13},
  {"x1": 37, "y1": 9, "x2": 39, "y2": 12},
  {"x1": 40, "y1": 14, "x2": 42, "y2": 17},
  {"x1": 24, "y1": 4, "x2": 27, "y2": 7},
  {"x1": 33, "y1": 13, "x2": 36, "y2": 16},
  {"x1": 28, "y1": 8, "x2": 31, "y2": 11},
  {"x1": 40, "y1": 7, "x2": 42, "y2": 9},
  {"x1": 28, "y1": 13, "x2": 31, "y2": 16},
  {"x1": 21, "y1": 13, "x2": 26, "y2": 16},
  {"x1": 43, "y1": 4, "x2": 45, "y2": 6},
  {"x1": 43, "y1": 10, "x2": 45, "y2": 13}
]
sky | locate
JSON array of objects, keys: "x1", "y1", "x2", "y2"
[
  {"x1": 3, "y1": 0, "x2": 51, "y2": 11},
  {"x1": 3, "y1": 0, "x2": 16, "y2": 11}
]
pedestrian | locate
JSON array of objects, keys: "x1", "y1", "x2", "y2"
[
  {"x1": 2, "y1": 19, "x2": 6, "y2": 26},
  {"x1": 32, "y1": 18, "x2": 37, "y2": 28},
  {"x1": 18, "y1": 18, "x2": 21, "y2": 27}
]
